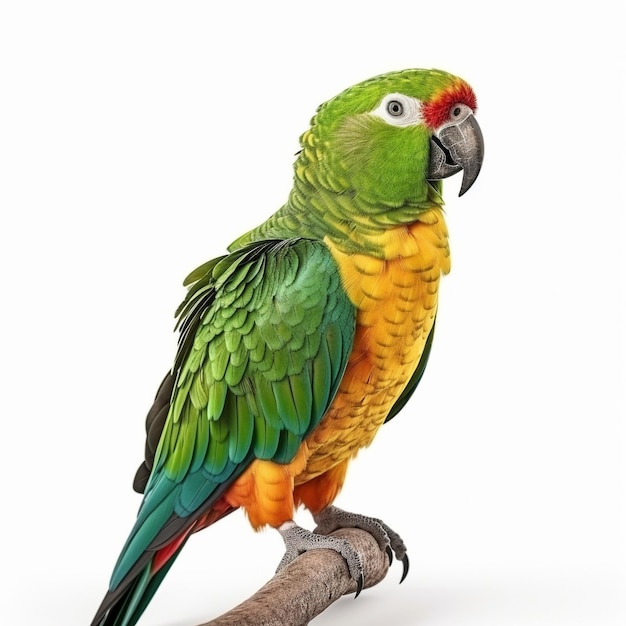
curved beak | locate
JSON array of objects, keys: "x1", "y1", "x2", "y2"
[{"x1": 428, "y1": 111, "x2": 484, "y2": 196}]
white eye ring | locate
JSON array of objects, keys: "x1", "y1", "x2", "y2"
[{"x1": 372, "y1": 93, "x2": 423, "y2": 127}]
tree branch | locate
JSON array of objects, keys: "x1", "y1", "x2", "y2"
[{"x1": 196, "y1": 527, "x2": 391, "y2": 626}]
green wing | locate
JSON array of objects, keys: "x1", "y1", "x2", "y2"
[{"x1": 109, "y1": 238, "x2": 356, "y2": 590}]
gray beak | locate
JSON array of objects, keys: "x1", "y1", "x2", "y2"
[{"x1": 428, "y1": 109, "x2": 484, "y2": 196}]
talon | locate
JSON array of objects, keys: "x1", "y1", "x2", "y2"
[
  {"x1": 400, "y1": 554, "x2": 410, "y2": 584},
  {"x1": 313, "y1": 506, "x2": 410, "y2": 583},
  {"x1": 355, "y1": 573, "x2": 364, "y2": 598},
  {"x1": 385, "y1": 544, "x2": 393, "y2": 565}
]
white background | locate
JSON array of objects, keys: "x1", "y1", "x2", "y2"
[{"x1": 1, "y1": 2, "x2": 625, "y2": 625}]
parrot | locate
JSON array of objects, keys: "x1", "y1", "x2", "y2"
[{"x1": 90, "y1": 67, "x2": 484, "y2": 626}]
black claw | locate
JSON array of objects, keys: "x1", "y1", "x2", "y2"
[
  {"x1": 355, "y1": 573, "x2": 364, "y2": 598},
  {"x1": 385, "y1": 545, "x2": 393, "y2": 565},
  {"x1": 400, "y1": 554, "x2": 410, "y2": 584}
]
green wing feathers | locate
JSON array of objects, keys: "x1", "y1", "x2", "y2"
[
  {"x1": 159, "y1": 238, "x2": 356, "y2": 474},
  {"x1": 107, "y1": 238, "x2": 356, "y2": 593}
]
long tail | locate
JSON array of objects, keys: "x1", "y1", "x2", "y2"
[
  {"x1": 91, "y1": 530, "x2": 191, "y2": 626},
  {"x1": 92, "y1": 505, "x2": 235, "y2": 626}
]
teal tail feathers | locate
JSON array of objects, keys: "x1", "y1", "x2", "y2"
[{"x1": 91, "y1": 541, "x2": 186, "y2": 626}]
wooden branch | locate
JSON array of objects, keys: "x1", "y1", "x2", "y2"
[{"x1": 196, "y1": 527, "x2": 391, "y2": 626}]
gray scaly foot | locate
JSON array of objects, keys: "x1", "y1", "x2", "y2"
[
  {"x1": 312, "y1": 505, "x2": 409, "y2": 583},
  {"x1": 277, "y1": 520, "x2": 365, "y2": 596}
]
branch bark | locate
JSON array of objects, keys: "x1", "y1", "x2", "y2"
[{"x1": 196, "y1": 527, "x2": 391, "y2": 626}]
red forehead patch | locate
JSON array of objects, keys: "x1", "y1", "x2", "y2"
[{"x1": 422, "y1": 81, "x2": 477, "y2": 129}]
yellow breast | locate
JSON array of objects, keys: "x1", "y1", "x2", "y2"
[{"x1": 298, "y1": 208, "x2": 451, "y2": 480}]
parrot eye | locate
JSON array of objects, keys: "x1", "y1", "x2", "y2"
[
  {"x1": 373, "y1": 93, "x2": 423, "y2": 127},
  {"x1": 387, "y1": 100, "x2": 404, "y2": 116}
]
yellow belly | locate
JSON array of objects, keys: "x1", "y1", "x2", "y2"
[{"x1": 298, "y1": 208, "x2": 450, "y2": 480}]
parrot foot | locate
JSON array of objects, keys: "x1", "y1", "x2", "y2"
[
  {"x1": 313, "y1": 505, "x2": 409, "y2": 583},
  {"x1": 277, "y1": 520, "x2": 365, "y2": 596}
]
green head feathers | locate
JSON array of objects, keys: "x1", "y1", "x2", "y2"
[
  {"x1": 306, "y1": 69, "x2": 478, "y2": 205},
  {"x1": 231, "y1": 68, "x2": 482, "y2": 253}
]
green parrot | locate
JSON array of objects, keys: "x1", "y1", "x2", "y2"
[{"x1": 91, "y1": 67, "x2": 484, "y2": 626}]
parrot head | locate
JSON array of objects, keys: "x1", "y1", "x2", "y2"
[
  {"x1": 301, "y1": 68, "x2": 484, "y2": 209},
  {"x1": 230, "y1": 68, "x2": 483, "y2": 253}
]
